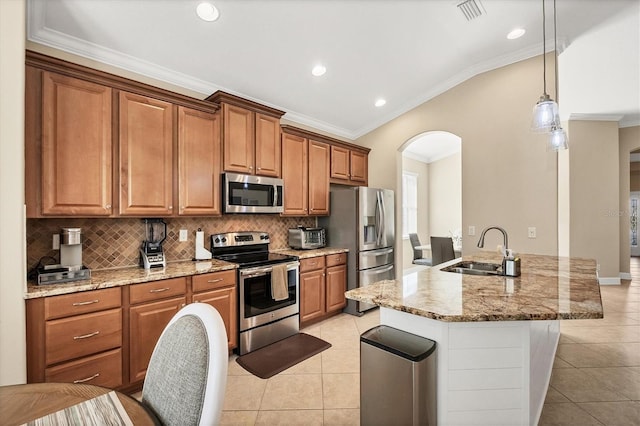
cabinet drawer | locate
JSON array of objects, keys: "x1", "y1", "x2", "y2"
[
  {"x1": 129, "y1": 277, "x2": 186, "y2": 305},
  {"x1": 192, "y1": 270, "x2": 236, "y2": 293},
  {"x1": 46, "y1": 308, "x2": 122, "y2": 366},
  {"x1": 45, "y1": 287, "x2": 121, "y2": 320},
  {"x1": 45, "y1": 348, "x2": 122, "y2": 388},
  {"x1": 326, "y1": 253, "x2": 347, "y2": 267},
  {"x1": 300, "y1": 256, "x2": 325, "y2": 273}
]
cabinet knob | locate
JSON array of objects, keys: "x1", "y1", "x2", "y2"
[
  {"x1": 168, "y1": 206, "x2": 173, "y2": 210},
  {"x1": 257, "y1": 167, "x2": 261, "y2": 170},
  {"x1": 105, "y1": 205, "x2": 111, "y2": 210},
  {"x1": 249, "y1": 166, "x2": 253, "y2": 170}
]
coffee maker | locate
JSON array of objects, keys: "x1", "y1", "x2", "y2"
[
  {"x1": 35, "y1": 227, "x2": 91, "y2": 285},
  {"x1": 140, "y1": 219, "x2": 167, "y2": 269}
]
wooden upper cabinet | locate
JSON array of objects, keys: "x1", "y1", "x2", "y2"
[
  {"x1": 178, "y1": 107, "x2": 221, "y2": 215},
  {"x1": 350, "y1": 150, "x2": 368, "y2": 184},
  {"x1": 207, "y1": 91, "x2": 285, "y2": 177},
  {"x1": 330, "y1": 145, "x2": 350, "y2": 180},
  {"x1": 308, "y1": 140, "x2": 330, "y2": 215},
  {"x1": 254, "y1": 113, "x2": 281, "y2": 177},
  {"x1": 281, "y1": 133, "x2": 308, "y2": 216},
  {"x1": 222, "y1": 103, "x2": 254, "y2": 174},
  {"x1": 119, "y1": 91, "x2": 174, "y2": 216},
  {"x1": 41, "y1": 71, "x2": 113, "y2": 216}
]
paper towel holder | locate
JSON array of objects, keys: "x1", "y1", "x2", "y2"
[{"x1": 194, "y1": 228, "x2": 213, "y2": 260}]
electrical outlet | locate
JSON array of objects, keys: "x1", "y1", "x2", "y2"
[
  {"x1": 179, "y1": 229, "x2": 188, "y2": 242},
  {"x1": 528, "y1": 227, "x2": 537, "y2": 238},
  {"x1": 52, "y1": 234, "x2": 60, "y2": 250},
  {"x1": 468, "y1": 226, "x2": 475, "y2": 236}
]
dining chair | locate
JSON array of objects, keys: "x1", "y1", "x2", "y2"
[
  {"x1": 409, "y1": 233, "x2": 432, "y2": 266},
  {"x1": 141, "y1": 303, "x2": 228, "y2": 426},
  {"x1": 430, "y1": 236, "x2": 456, "y2": 266}
]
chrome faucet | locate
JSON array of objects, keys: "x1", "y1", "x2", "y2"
[
  {"x1": 476, "y1": 226, "x2": 508, "y2": 251},
  {"x1": 476, "y1": 226, "x2": 520, "y2": 277}
]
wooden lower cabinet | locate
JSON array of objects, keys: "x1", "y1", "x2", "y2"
[
  {"x1": 128, "y1": 296, "x2": 185, "y2": 383},
  {"x1": 45, "y1": 348, "x2": 122, "y2": 388},
  {"x1": 193, "y1": 287, "x2": 238, "y2": 350},
  {"x1": 300, "y1": 253, "x2": 347, "y2": 327}
]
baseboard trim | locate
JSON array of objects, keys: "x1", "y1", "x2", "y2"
[
  {"x1": 599, "y1": 276, "x2": 621, "y2": 285},
  {"x1": 620, "y1": 272, "x2": 632, "y2": 280}
]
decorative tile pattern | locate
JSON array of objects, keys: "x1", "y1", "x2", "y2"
[{"x1": 26, "y1": 216, "x2": 315, "y2": 271}]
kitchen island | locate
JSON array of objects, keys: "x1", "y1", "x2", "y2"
[{"x1": 346, "y1": 253, "x2": 603, "y2": 426}]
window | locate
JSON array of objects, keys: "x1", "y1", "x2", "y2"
[{"x1": 402, "y1": 172, "x2": 418, "y2": 238}]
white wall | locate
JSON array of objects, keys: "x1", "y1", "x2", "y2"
[
  {"x1": 0, "y1": 0, "x2": 27, "y2": 385},
  {"x1": 401, "y1": 156, "x2": 429, "y2": 269},
  {"x1": 429, "y1": 152, "x2": 462, "y2": 239}
]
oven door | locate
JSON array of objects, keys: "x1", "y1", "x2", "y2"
[{"x1": 239, "y1": 261, "x2": 299, "y2": 331}]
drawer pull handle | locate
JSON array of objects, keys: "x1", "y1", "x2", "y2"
[
  {"x1": 73, "y1": 331, "x2": 100, "y2": 340},
  {"x1": 207, "y1": 279, "x2": 223, "y2": 283},
  {"x1": 73, "y1": 373, "x2": 100, "y2": 384},
  {"x1": 149, "y1": 287, "x2": 170, "y2": 293},
  {"x1": 72, "y1": 299, "x2": 99, "y2": 306}
]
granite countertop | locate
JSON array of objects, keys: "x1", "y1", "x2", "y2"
[
  {"x1": 345, "y1": 252, "x2": 604, "y2": 322},
  {"x1": 275, "y1": 247, "x2": 349, "y2": 259},
  {"x1": 25, "y1": 259, "x2": 237, "y2": 299}
]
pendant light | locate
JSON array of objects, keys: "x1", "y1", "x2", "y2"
[
  {"x1": 531, "y1": 0, "x2": 561, "y2": 133},
  {"x1": 547, "y1": 0, "x2": 568, "y2": 151}
]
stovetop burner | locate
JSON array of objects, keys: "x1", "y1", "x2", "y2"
[{"x1": 210, "y1": 231, "x2": 297, "y2": 267}]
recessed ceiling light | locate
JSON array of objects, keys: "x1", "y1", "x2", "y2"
[
  {"x1": 374, "y1": 99, "x2": 386, "y2": 107},
  {"x1": 507, "y1": 28, "x2": 526, "y2": 40},
  {"x1": 311, "y1": 64, "x2": 327, "y2": 77},
  {"x1": 196, "y1": 2, "x2": 220, "y2": 22}
]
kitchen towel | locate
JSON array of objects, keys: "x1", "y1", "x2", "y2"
[{"x1": 271, "y1": 263, "x2": 289, "y2": 301}]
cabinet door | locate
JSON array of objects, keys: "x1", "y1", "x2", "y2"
[
  {"x1": 308, "y1": 140, "x2": 330, "y2": 215},
  {"x1": 119, "y1": 91, "x2": 174, "y2": 216},
  {"x1": 300, "y1": 269, "x2": 325, "y2": 323},
  {"x1": 129, "y1": 296, "x2": 185, "y2": 383},
  {"x1": 178, "y1": 107, "x2": 221, "y2": 215},
  {"x1": 41, "y1": 72, "x2": 113, "y2": 216},
  {"x1": 350, "y1": 150, "x2": 368, "y2": 184},
  {"x1": 254, "y1": 113, "x2": 281, "y2": 177},
  {"x1": 222, "y1": 104, "x2": 254, "y2": 174},
  {"x1": 330, "y1": 145, "x2": 350, "y2": 180},
  {"x1": 192, "y1": 287, "x2": 238, "y2": 350},
  {"x1": 326, "y1": 264, "x2": 347, "y2": 313},
  {"x1": 281, "y1": 133, "x2": 308, "y2": 216}
]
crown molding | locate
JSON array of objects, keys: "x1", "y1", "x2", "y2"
[{"x1": 568, "y1": 113, "x2": 625, "y2": 122}]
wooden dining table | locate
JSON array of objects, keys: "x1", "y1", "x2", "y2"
[{"x1": 0, "y1": 382, "x2": 158, "y2": 425}]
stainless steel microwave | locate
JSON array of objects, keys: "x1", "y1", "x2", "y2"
[{"x1": 222, "y1": 172, "x2": 284, "y2": 213}]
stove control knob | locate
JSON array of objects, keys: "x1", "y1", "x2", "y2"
[
  {"x1": 261, "y1": 235, "x2": 268, "y2": 240},
  {"x1": 214, "y1": 237, "x2": 220, "y2": 243},
  {"x1": 221, "y1": 237, "x2": 227, "y2": 243}
]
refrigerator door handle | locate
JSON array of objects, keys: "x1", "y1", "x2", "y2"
[
  {"x1": 362, "y1": 264, "x2": 394, "y2": 275},
  {"x1": 375, "y1": 191, "x2": 383, "y2": 246},
  {"x1": 378, "y1": 190, "x2": 386, "y2": 246},
  {"x1": 361, "y1": 248, "x2": 394, "y2": 257}
]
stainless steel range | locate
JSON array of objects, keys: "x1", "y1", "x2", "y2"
[{"x1": 210, "y1": 231, "x2": 300, "y2": 355}]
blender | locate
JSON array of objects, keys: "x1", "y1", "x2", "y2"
[{"x1": 139, "y1": 219, "x2": 167, "y2": 269}]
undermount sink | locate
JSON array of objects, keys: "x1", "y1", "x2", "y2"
[{"x1": 441, "y1": 261, "x2": 503, "y2": 276}]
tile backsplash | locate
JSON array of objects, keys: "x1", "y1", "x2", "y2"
[{"x1": 27, "y1": 215, "x2": 315, "y2": 271}]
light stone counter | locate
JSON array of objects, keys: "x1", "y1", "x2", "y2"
[
  {"x1": 275, "y1": 247, "x2": 349, "y2": 259},
  {"x1": 346, "y1": 252, "x2": 603, "y2": 322},
  {"x1": 26, "y1": 259, "x2": 237, "y2": 299},
  {"x1": 347, "y1": 253, "x2": 604, "y2": 426}
]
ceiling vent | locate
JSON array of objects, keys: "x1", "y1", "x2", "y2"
[{"x1": 457, "y1": 0, "x2": 486, "y2": 21}]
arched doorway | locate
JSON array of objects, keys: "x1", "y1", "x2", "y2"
[{"x1": 400, "y1": 131, "x2": 462, "y2": 272}]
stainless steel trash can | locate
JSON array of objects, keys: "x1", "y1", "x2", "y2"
[{"x1": 360, "y1": 325, "x2": 437, "y2": 426}]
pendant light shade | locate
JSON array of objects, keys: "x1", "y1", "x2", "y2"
[
  {"x1": 548, "y1": 125, "x2": 569, "y2": 151},
  {"x1": 531, "y1": 94, "x2": 560, "y2": 132}
]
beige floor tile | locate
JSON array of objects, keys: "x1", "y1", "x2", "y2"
[
  {"x1": 323, "y1": 373, "x2": 360, "y2": 409},
  {"x1": 228, "y1": 355, "x2": 253, "y2": 376},
  {"x1": 559, "y1": 334, "x2": 578, "y2": 344},
  {"x1": 353, "y1": 311, "x2": 380, "y2": 334},
  {"x1": 581, "y1": 367, "x2": 640, "y2": 400},
  {"x1": 323, "y1": 408, "x2": 360, "y2": 426},
  {"x1": 565, "y1": 313, "x2": 639, "y2": 326},
  {"x1": 546, "y1": 386, "x2": 571, "y2": 403},
  {"x1": 559, "y1": 325, "x2": 640, "y2": 344},
  {"x1": 321, "y1": 348, "x2": 360, "y2": 374},
  {"x1": 597, "y1": 342, "x2": 640, "y2": 366},
  {"x1": 320, "y1": 334, "x2": 361, "y2": 351},
  {"x1": 224, "y1": 375, "x2": 267, "y2": 411},
  {"x1": 556, "y1": 344, "x2": 613, "y2": 368},
  {"x1": 255, "y1": 410, "x2": 324, "y2": 425},
  {"x1": 219, "y1": 410, "x2": 258, "y2": 426},
  {"x1": 301, "y1": 323, "x2": 322, "y2": 338},
  {"x1": 550, "y1": 367, "x2": 629, "y2": 402},
  {"x1": 553, "y1": 357, "x2": 574, "y2": 369},
  {"x1": 260, "y1": 374, "x2": 323, "y2": 410},
  {"x1": 539, "y1": 403, "x2": 604, "y2": 426},
  {"x1": 577, "y1": 401, "x2": 640, "y2": 426}
]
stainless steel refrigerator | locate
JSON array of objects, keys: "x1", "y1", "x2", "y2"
[{"x1": 319, "y1": 186, "x2": 395, "y2": 315}]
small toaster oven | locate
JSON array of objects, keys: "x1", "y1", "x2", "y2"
[{"x1": 288, "y1": 227, "x2": 326, "y2": 250}]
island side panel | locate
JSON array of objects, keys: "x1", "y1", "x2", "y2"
[{"x1": 380, "y1": 308, "x2": 557, "y2": 425}]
